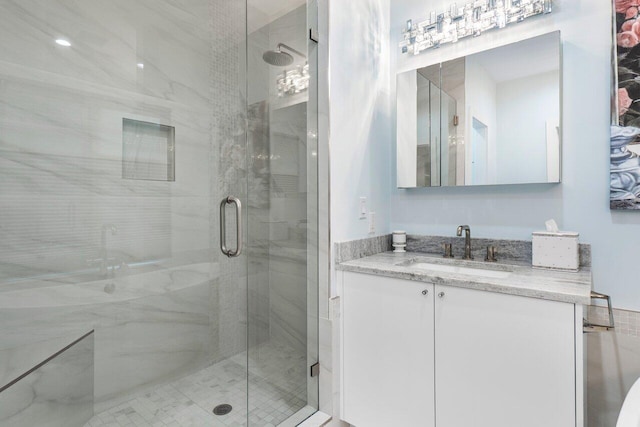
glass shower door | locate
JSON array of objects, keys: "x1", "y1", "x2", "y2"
[
  {"x1": 0, "y1": 0, "x2": 317, "y2": 425},
  {"x1": 246, "y1": 0, "x2": 319, "y2": 425},
  {"x1": 0, "y1": 0, "x2": 252, "y2": 425}
]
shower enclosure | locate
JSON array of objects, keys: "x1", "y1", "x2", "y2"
[{"x1": 0, "y1": 0, "x2": 319, "y2": 425}]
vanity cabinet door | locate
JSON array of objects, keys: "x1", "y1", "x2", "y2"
[
  {"x1": 434, "y1": 284, "x2": 576, "y2": 427},
  {"x1": 341, "y1": 271, "x2": 435, "y2": 427}
]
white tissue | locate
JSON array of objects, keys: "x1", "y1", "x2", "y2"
[{"x1": 545, "y1": 219, "x2": 559, "y2": 233}]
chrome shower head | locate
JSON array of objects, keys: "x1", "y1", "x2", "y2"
[
  {"x1": 262, "y1": 43, "x2": 306, "y2": 66},
  {"x1": 262, "y1": 49, "x2": 294, "y2": 66}
]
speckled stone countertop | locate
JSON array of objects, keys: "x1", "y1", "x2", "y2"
[{"x1": 337, "y1": 251, "x2": 593, "y2": 305}]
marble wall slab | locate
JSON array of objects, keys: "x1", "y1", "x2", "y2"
[
  {"x1": 0, "y1": 1, "x2": 214, "y2": 107},
  {"x1": 0, "y1": 333, "x2": 91, "y2": 392},
  {"x1": 0, "y1": 0, "x2": 215, "y2": 282},
  {"x1": 93, "y1": 281, "x2": 211, "y2": 410},
  {"x1": 210, "y1": 0, "x2": 249, "y2": 365},
  {"x1": 0, "y1": 331, "x2": 94, "y2": 427},
  {"x1": 246, "y1": 98, "x2": 272, "y2": 355},
  {"x1": 267, "y1": 101, "x2": 309, "y2": 356},
  {"x1": 270, "y1": 252, "x2": 308, "y2": 354},
  {"x1": 334, "y1": 235, "x2": 393, "y2": 264},
  {"x1": 406, "y1": 235, "x2": 592, "y2": 267},
  {"x1": 247, "y1": 253, "x2": 271, "y2": 350},
  {"x1": 334, "y1": 234, "x2": 591, "y2": 268}
]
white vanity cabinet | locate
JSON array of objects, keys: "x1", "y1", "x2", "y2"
[
  {"x1": 434, "y1": 283, "x2": 577, "y2": 427},
  {"x1": 341, "y1": 272, "x2": 435, "y2": 427},
  {"x1": 340, "y1": 271, "x2": 583, "y2": 427}
]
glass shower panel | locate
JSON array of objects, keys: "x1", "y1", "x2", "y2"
[
  {"x1": 0, "y1": 1, "x2": 250, "y2": 426},
  {"x1": 306, "y1": 0, "x2": 320, "y2": 414},
  {"x1": 0, "y1": 0, "x2": 317, "y2": 425},
  {"x1": 247, "y1": 0, "x2": 319, "y2": 424}
]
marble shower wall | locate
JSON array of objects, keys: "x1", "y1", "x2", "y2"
[
  {"x1": 0, "y1": 0, "x2": 313, "y2": 421},
  {"x1": 269, "y1": 102, "x2": 309, "y2": 354},
  {"x1": 210, "y1": 0, "x2": 250, "y2": 364},
  {"x1": 0, "y1": 0, "x2": 216, "y2": 278},
  {"x1": 0, "y1": 0, "x2": 247, "y2": 418}
]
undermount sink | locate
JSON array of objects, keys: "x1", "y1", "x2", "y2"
[{"x1": 404, "y1": 261, "x2": 512, "y2": 279}]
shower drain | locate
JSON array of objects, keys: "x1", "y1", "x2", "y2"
[{"x1": 213, "y1": 404, "x2": 233, "y2": 416}]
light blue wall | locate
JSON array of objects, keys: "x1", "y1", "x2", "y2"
[
  {"x1": 329, "y1": 0, "x2": 640, "y2": 313},
  {"x1": 329, "y1": 0, "x2": 392, "y2": 243},
  {"x1": 386, "y1": 1, "x2": 640, "y2": 311}
]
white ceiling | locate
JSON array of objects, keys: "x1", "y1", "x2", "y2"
[
  {"x1": 248, "y1": 0, "x2": 306, "y2": 32},
  {"x1": 470, "y1": 32, "x2": 560, "y2": 83}
]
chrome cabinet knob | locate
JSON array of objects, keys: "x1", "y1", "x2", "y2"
[
  {"x1": 438, "y1": 292, "x2": 445, "y2": 298},
  {"x1": 422, "y1": 289, "x2": 428, "y2": 296}
]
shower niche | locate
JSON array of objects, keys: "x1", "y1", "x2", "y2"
[{"x1": 122, "y1": 118, "x2": 175, "y2": 182}]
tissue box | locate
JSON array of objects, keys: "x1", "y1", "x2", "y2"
[{"x1": 532, "y1": 231, "x2": 579, "y2": 271}]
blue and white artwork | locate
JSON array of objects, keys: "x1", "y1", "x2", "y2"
[{"x1": 612, "y1": 0, "x2": 640, "y2": 209}]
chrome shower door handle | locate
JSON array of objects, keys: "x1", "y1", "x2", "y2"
[{"x1": 220, "y1": 196, "x2": 243, "y2": 258}]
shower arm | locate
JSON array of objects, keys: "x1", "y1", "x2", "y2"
[{"x1": 277, "y1": 43, "x2": 306, "y2": 59}]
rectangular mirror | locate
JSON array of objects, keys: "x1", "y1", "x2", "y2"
[{"x1": 397, "y1": 31, "x2": 561, "y2": 188}]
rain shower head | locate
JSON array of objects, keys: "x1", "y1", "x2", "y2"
[
  {"x1": 263, "y1": 49, "x2": 294, "y2": 66},
  {"x1": 262, "y1": 43, "x2": 306, "y2": 66}
]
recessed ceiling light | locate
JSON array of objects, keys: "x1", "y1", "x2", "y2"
[
  {"x1": 137, "y1": 63, "x2": 144, "y2": 69},
  {"x1": 55, "y1": 39, "x2": 71, "y2": 47}
]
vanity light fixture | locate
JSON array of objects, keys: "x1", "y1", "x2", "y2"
[
  {"x1": 137, "y1": 63, "x2": 145, "y2": 69},
  {"x1": 55, "y1": 39, "x2": 71, "y2": 47},
  {"x1": 399, "y1": 0, "x2": 552, "y2": 55}
]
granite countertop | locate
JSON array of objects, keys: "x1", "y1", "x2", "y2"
[{"x1": 337, "y1": 251, "x2": 593, "y2": 305}]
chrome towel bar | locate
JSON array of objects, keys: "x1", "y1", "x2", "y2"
[{"x1": 584, "y1": 291, "x2": 615, "y2": 332}]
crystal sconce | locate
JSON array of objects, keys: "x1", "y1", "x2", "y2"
[
  {"x1": 277, "y1": 63, "x2": 310, "y2": 97},
  {"x1": 399, "y1": 0, "x2": 552, "y2": 55}
]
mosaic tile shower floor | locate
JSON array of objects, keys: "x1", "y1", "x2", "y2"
[{"x1": 85, "y1": 343, "x2": 307, "y2": 427}]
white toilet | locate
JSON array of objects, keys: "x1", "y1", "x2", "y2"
[{"x1": 618, "y1": 377, "x2": 640, "y2": 427}]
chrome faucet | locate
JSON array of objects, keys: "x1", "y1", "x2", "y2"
[
  {"x1": 89, "y1": 224, "x2": 118, "y2": 276},
  {"x1": 101, "y1": 224, "x2": 118, "y2": 276},
  {"x1": 456, "y1": 225, "x2": 473, "y2": 260}
]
